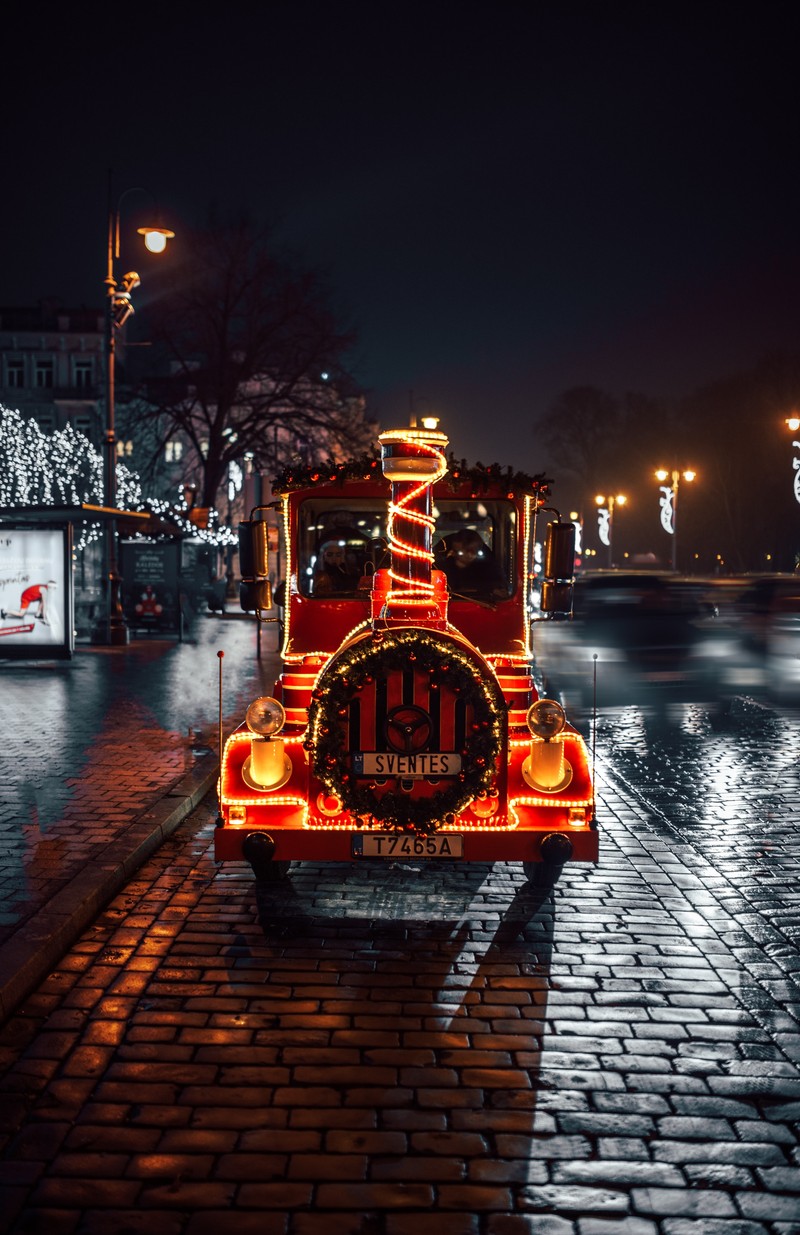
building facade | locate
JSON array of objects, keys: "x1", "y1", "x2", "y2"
[{"x1": 0, "y1": 300, "x2": 105, "y2": 444}]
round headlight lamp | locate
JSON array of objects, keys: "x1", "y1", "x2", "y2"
[
  {"x1": 526, "y1": 698, "x2": 566, "y2": 740},
  {"x1": 246, "y1": 696, "x2": 286, "y2": 737}
]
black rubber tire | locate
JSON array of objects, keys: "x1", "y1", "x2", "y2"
[{"x1": 522, "y1": 861, "x2": 563, "y2": 889}]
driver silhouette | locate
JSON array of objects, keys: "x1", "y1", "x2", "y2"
[{"x1": 442, "y1": 531, "x2": 505, "y2": 599}]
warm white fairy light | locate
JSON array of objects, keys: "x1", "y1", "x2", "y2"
[
  {"x1": 379, "y1": 427, "x2": 449, "y2": 611},
  {"x1": 0, "y1": 404, "x2": 236, "y2": 550},
  {"x1": 0, "y1": 405, "x2": 101, "y2": 510}
]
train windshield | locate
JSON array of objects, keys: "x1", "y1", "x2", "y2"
[{"x1": 297, "y1": 497, "x2": 518, "y2": 599}]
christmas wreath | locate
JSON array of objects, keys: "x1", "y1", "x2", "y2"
[{"x1": 306, "y1": 629, "x2": 506, "y2": 832}]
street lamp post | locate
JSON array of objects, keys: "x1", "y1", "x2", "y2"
[
  {"x1": 92, "y1": 174, "x2": 174, "y2": 645},
  {"x1": 655, "y1": 467, "x2": 696, "y2": 572},
  {"x1": 594, "y1": 493, "x2": 627, "y2": 567}
]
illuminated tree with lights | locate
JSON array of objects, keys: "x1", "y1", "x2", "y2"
[
  {"x1": 0, "y1": 405, "x2": 141, "y2": 546},
  {"x1": 0, "y1": 404, "x2": 237, "y2": 550}
]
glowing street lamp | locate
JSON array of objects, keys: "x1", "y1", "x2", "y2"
[
  {"x1": 785, "y1": 414, "x2": 800, "y2": 505},
  {"x1": 655, "y1": 467, "x2": 696, "y2": 572},
  {"x1": 594, "y1": 492, "x2": 627, "y2": 567},
  {"x1": 92, "y1": 174, "x2": 175, "y2": 645}
]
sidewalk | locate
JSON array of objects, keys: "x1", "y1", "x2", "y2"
[{"x1": 0, "y1": 614, "x2": 281, "y2": 1023}]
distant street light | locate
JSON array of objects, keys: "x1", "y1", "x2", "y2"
[
  {"x1": 594, "y1": 492, "x2": 627, "y2": 567},
  {"x1": 655, "y1": 467, "x2": 696, "y2": 572},
  {"x1": 785, "y1": 414, "x2": 800, "y2": 505},
  {"x1": 92, "y1": 173, "x2": 175, "y2": 645}
]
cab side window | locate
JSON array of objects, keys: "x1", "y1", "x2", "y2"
[{"x1": 297, "y1": 500, "x2": 388, "y2": 597}]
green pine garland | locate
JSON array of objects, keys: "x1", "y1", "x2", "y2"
[{"x1": 273, "y1": 449, "x2": 551, "y2": 499}]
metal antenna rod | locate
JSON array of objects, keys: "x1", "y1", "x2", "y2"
[
  {"x1": 591, "y1": 654, "x2": 598, "y2": 820},
  {"x1": 217, "y1": 650, "x2": 225, "y2": 813}
]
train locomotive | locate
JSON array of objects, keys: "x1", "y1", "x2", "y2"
[{"x1": 214, "y1": 422, "x2": 598, "y2": 886}]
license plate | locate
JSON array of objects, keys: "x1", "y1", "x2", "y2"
[
  {"x1": 353, "y1": 752, "x2": 461, "y2": 778},
  {"x1": 354, "y1": 833, "x2": 463, "y2": 858}
]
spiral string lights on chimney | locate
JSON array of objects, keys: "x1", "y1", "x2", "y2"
[{"x1": 378, "y1": 426, "x2": 449, "y2": 614}]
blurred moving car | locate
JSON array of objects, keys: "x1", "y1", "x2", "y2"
[
  {"x1": 726, "y1": 575, "x2": 800, "y2": 703},
  {"x1": 765, "y1": 591, "x2": 800, "y2": 702},
  {"x1": 532, "y1": 570, "x2": 722, "y2": 713},
  {"x1": 730, "y1": 574, "x2": 800, "y2": 655}
]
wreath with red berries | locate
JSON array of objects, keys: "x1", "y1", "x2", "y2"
[{"x1": 306, "y1": 629, "x2": 506, "y2": 832}]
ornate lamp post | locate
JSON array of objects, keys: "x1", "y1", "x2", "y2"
[
  {"x1": 655, "y1": 467, "x2": 696, "y2": 572},
  {"x1": 594, "y1": 492, "x2": 626, "y2": 567},
  {"x1": 92, "y1": 174, "x2": 175, "y2": 645}
]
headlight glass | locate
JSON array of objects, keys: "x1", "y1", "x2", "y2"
[
  {"x1": 526, "y1": 698, "x2": 566, "y2": 739},
  {"x1": 246, "y1": 696, "x2": 286, "y2": 737}
]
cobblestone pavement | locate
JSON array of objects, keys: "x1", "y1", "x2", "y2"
[
  {"x1": 0, "y1": 695, "x2": 799, "y2": 1234},
  {"x1": 0, "y1": 618, "x2": 281, "y2": 1020}
]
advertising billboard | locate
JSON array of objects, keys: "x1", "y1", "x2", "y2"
[
  {"x1": 0, "y1": 524, "x2": 74, "y2": 659},
  {"x1": 119, "y1": 540, "x2": 181, "y2": 635}
]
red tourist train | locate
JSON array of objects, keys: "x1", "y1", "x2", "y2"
[{"x1": 215, "y1": 422, "x2": 598, "y2": 886}]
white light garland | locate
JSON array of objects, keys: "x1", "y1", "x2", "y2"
[{"x1": 0, "y1": 404, "x2": 237, "y2": 550}]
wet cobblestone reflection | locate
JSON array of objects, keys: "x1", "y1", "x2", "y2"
[
  {"x1": 0, "y1": 685, "x2": 798, "y2": 1232},
  {"x1": 0, "y1": 620, "x2": 280, "y2": 946}
]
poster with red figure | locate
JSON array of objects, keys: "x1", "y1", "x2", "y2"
[{"x1": 0, "y1": 525, "x2": 73, "y2": 658}]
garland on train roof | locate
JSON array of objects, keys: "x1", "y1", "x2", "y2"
[{"x1": 272, "y1": 450, "x2": 552, "y2": 499}]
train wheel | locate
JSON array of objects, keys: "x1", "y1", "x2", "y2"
[{"x1": 522, "y1": 861, "x2": 563, "y2": 889}]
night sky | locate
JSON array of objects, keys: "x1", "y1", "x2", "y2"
[{"x1": 3, "y1": 3, "x2": 799, "y2": 470}]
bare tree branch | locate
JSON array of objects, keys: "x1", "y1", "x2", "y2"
[{"x1": 136, "y1": 215, "x2": 367, "y2": 509}]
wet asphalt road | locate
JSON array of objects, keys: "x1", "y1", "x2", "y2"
[{"x1": 0, "y1": 688, "x2": 799, "y2": 1233}]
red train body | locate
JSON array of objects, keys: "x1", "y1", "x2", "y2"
[{"x1": 215, "y1": 424, "x2": 598, "y2": 886}]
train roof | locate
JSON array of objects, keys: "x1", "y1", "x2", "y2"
[{"x1": 272, "y1": 450, "x2": 552, "y2": 501}]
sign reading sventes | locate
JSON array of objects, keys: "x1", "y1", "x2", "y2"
[
  {"x1": 0, "y1": 525, "x2": 73, "y2": 657},
  {"x1": 353, "y1": 752, "x2": 462, "y2": 778}
]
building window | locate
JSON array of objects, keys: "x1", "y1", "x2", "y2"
[
  {"x1": 74, "y1": 414, "x2": 96, "y2": 438},
  {"x1": 74, "y1": 359, "x2": 94, "y2": 389},
  {"x1": 35, "y1": 359, "x2": 55, "y2": 388},
  {"x1": 116, "y1": 440, "x2": 134, "y2": 457},
  {"x1": 165, "y1": 440, "x2": 184, "y2": 463},
  {"x1": 6, "y1": 359, "x2": 24, "y2": 388}
]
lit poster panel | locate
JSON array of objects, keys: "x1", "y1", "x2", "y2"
[{"x1": 0, "y1": 525, "x2": 73, "y2": 659}]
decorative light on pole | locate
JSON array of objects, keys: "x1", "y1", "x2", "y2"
[
  {"x1": 570, "y1": 510, "x2": 583, "y2": 567},
  {"x1": 408, "y1": 392, "x2": 439, "y2": 431},
  {"x1": 785, "y1": 414, "x2": 800, "y2": 505},
  {"x1": 655, "y1": 467, "x2": 696, "y2": 572},
  {"x1": 594, "y1": 493, "x2": 626, "y2": 567},
  {"x1": 92, "y1": 173, "x2": 175, "y2": 645}
]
